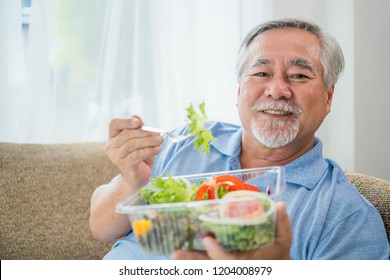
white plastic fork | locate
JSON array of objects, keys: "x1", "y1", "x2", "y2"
[{"x1": 139, "y1": 125, "x2": 192, "y2": 143}]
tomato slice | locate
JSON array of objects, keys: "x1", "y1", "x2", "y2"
[
  {"x1": 195, "y1": 181, "x2": 216, "y2": 200},
  {"x1": 220, "y1": 190, "x2": 266, "y2": 220},
  {"x1": 224, "y1": 200, "x2": 264, "y2": 219},
  {"x1": 195, "y1": 184, "x2": 209, "y2": 200},
  {"x1": 214, "y1": 175, "x2": 246, "y2": 186},
  {"x1": 195, "y1": 175, "x2": 260, "y2": 200},
  {"x1": 214, "y1": 175, "x2": 260, "y2": 192}
]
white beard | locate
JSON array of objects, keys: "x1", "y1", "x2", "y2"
[
  {"x1": 251, "y1": 118, "x2": 299, "y2": 148},
  {"x1": 250, "y1": 101, "x2": 301, "y2": 148}
]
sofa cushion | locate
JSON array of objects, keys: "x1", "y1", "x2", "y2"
[{"x1": 0, "y1": 142, "x2": 117, "y2": 259}]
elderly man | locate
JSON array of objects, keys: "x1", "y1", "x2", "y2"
[{"x1": 90, "y1": 18, "x2": 389, "y2": 260}]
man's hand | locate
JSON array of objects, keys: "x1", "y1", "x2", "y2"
[
  {"x1": 90, "y1": 116, "x2": 164, "y2": 241},
  {"x1": 171, "y1": 202, "x2": 292, "y2": 260},
  {"x1": 105, "y1": 116, "x2": 164, "y2": 188}
]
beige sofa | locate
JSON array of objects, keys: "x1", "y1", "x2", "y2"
[{"x1": 0, "y1": 142, "x2": 389, "y2": 259}]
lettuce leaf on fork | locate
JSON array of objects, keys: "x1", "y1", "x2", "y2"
[{"x1": 186, "y1": 102, "x2": 216, "y2": 155}]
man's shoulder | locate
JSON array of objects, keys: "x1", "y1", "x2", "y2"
[{"x1": 324, "y1": 159, "x2": 381, "y2": 213}]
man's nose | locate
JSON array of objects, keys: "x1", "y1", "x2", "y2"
[{"x1": 264, "y1": 76, "x2": 292, "y2": 99}]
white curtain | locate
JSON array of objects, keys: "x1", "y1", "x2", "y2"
[
  {"x1": 0, "y1": 0, "x2": 272, "y2": 143},
  {"x1": 0, "y1": 1, "x2": 25, "y2": 142}
]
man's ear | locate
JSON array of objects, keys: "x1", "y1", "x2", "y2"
[
  {"x1": 237, "y1": 87, "x2": 241, "y2": 107},
  {"x1": 326, "y1": 85, "x2": 335, "y2": 114}
]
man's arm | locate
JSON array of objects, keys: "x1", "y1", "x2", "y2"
[{"x1": 89, "y1": 117, "x2": 163, "y2": 241}]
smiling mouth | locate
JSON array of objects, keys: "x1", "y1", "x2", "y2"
[{"x1": 261, "y1": 109, "x2": 293, "y2": 116}]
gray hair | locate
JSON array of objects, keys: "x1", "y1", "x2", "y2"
[{"x1": 236, "y1": 18, "x2": 345, "y2": 90}]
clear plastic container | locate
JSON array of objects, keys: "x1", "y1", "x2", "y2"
[{"x1": 116, "y1": 166, "x2": 284, "y2": 255}]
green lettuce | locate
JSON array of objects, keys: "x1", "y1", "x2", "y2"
[
  {"x1": 200, "y1": 219, "x2": 275, "y2": 251},
  {"x1": 186, "y1": 102, "x2": 216, "y2": 155},
  {"x1": 141, "y1": 176, "x2": 196, "y2": 204}
]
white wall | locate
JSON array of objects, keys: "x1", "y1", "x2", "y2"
[
  {"x1": 273, "y1": 0, "x2": 389, "y2": 180},
  {"x1": 354, "y1": 0, "x2": 390, "y2": 180}
]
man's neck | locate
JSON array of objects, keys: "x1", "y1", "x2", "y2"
[{"x1": 239, "y1": 134, "x2": 315, "y2": 169}]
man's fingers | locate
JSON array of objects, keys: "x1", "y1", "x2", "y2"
[
  {"x1": 275, "y1": 202, "x2": 292, "y2": 245},
  {"x1": 202, "y1": 236, "x2": 234, "y2": 260},
  {"x1": 110, "y1": 129, "x2": 162, "y2": 150},
  {"x1": 108, "y1": 117, "x2": 143, "y2": 139},
  {"x1": 171, "y1": 250, "x2": 210, "y2": 260},
  {"x1": 119, "y1": 144, "x2": 161, "y2": 164},
  {"x1": 171, "y1": 238, "x2": 234, "y2": 260},
  {"x1": 107, "y1": 136, "x2": 162, "y2": 166}
]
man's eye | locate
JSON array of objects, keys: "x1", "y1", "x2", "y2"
[
  {"x1": 254, "y1": 72, "x2": 268, "y2": 77},
  {"x1": 290, "y1": 74, "x2": 308, "y2": 79}
]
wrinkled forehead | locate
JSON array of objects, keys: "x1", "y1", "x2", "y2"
[
  {"x1": 249, "y1": 29, "x2": 322, "y2": 57},
  {"x1": 244, "y1": 29, "x2": 323, "y2": 71}
]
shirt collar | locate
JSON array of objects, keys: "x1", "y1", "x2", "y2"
[
  {"x1": 210, "y1": 128, "x2": 243, "y2": 170},
  {"x1": 210, "y1": 127, "x2": 243, "y2": 157},
  {"x1": 211, "y1": 130, "x2": 328, "y2": 190}
]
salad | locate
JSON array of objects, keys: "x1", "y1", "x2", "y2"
[
  {"x1": 131, "y1": 174, "x2": 276, "y2": 253},
  {"x1": 195, "y1": 174, "x2": 261, "y2": 200},
  {"x1": 185, "y1": 102, "x2": 216, "y2": 155},
  {"x1": 199, "y1": 191, "x2": 275, "y2": 251}
]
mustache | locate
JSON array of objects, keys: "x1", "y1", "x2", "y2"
[{"x1": 251, "y1": 100, "x2": 302, "y2": 115}]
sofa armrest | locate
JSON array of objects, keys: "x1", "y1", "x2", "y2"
[{"x1": 345, "y1": 170, "x2": 390, "y2": 243}]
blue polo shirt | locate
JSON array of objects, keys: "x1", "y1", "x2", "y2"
[{"x1": 103, "y1": 121, "x2": 389, "y2": 260}]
